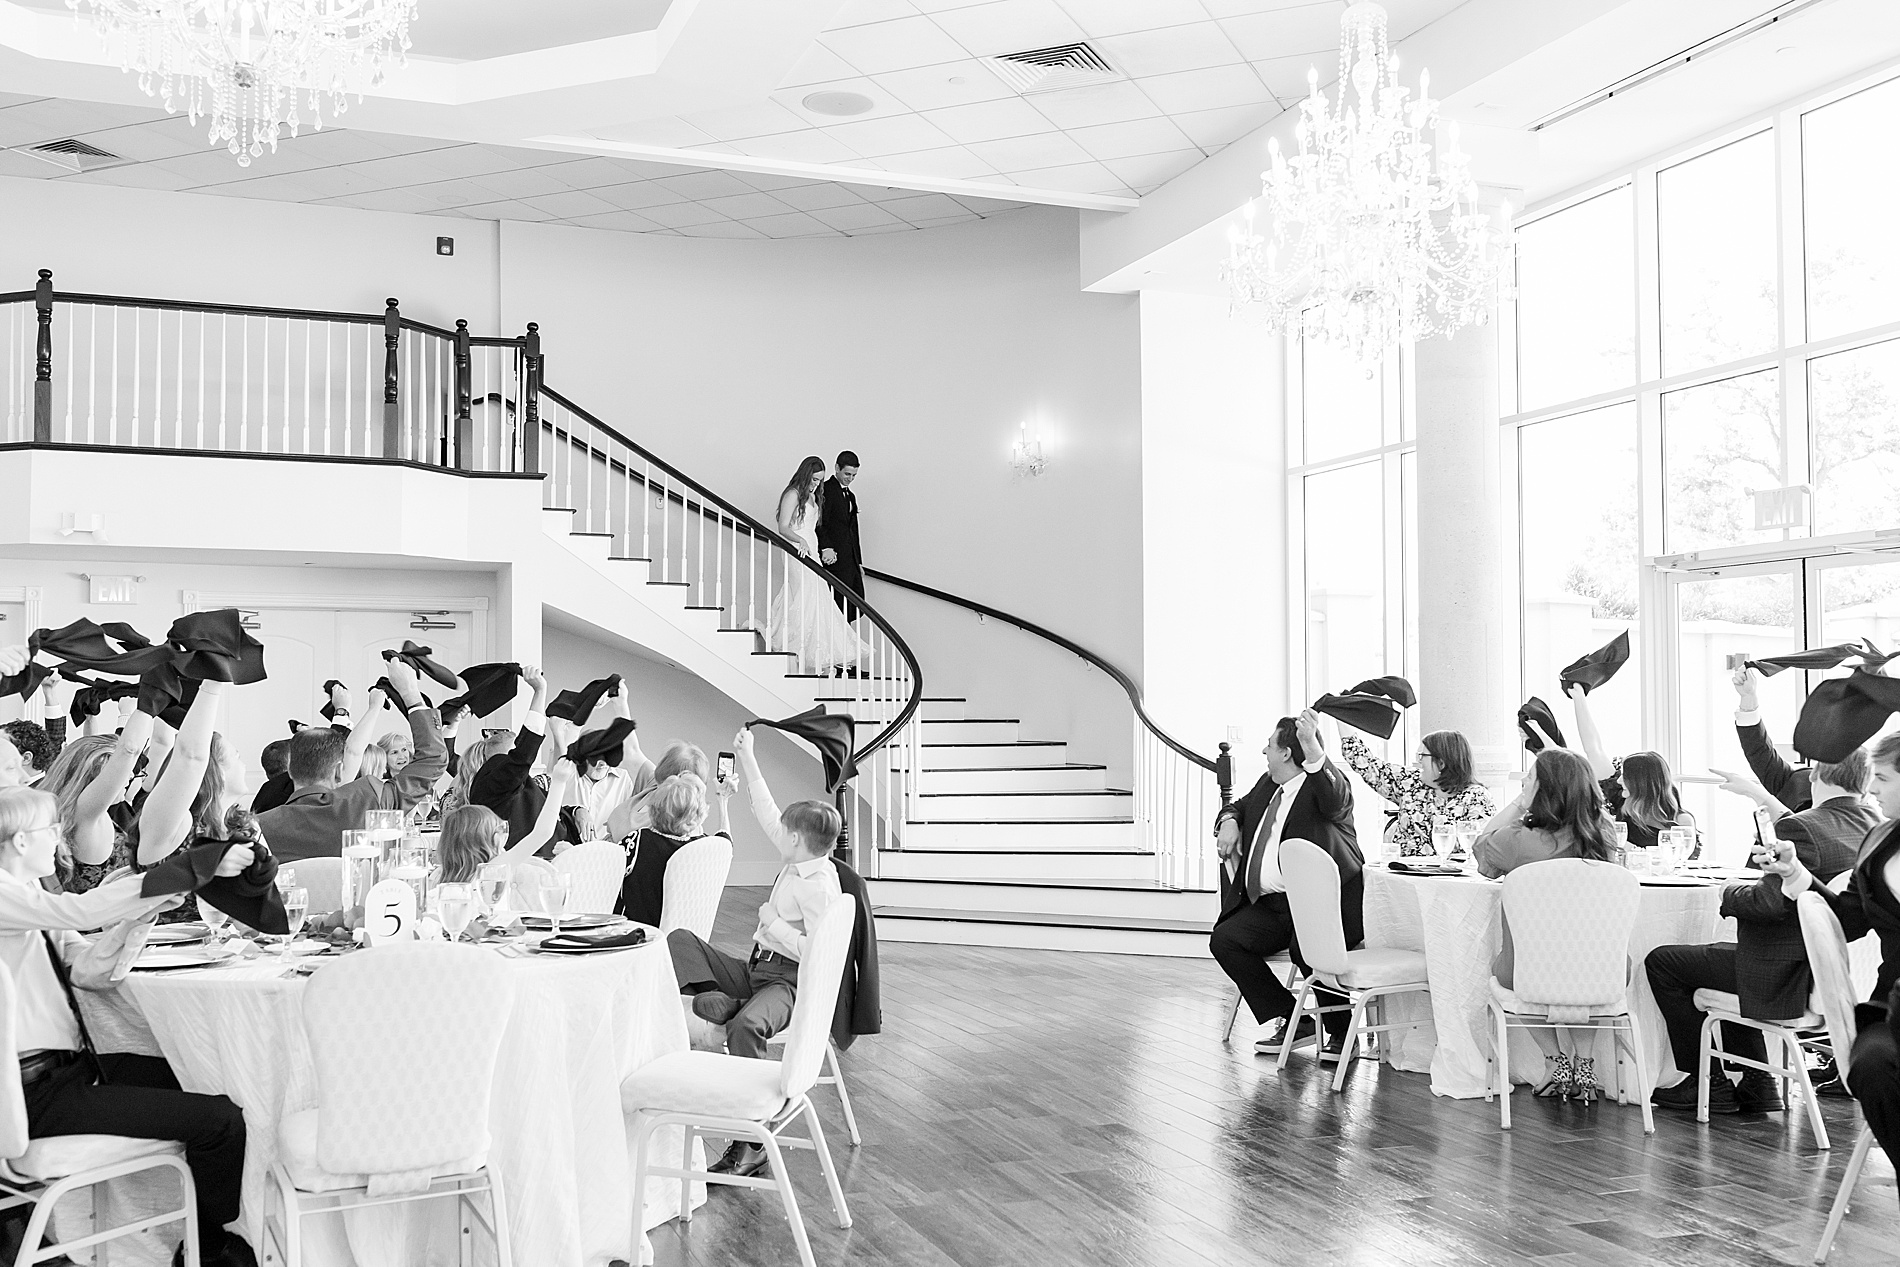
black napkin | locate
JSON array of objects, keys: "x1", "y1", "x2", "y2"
[
  {"x1": 66, "y1": 674, "x2": 140, "y2": 725},
  {"x1": 139, "y1": 835, "x2": 289, "y2": 935},
  {"x1": 540, "y1": 926, "x2": 648, "y2": 951},
  {"x1": 28, "y1": 618, "x2": 170, "y2": 675},
  {"x1": 1560, "y1": 630, "x2": 1630, "y2": 696},
  {"x1": 382, "y1": 642, "x2": 460, "y2": 691},
  {"x1": 1312, "y1": 692, "x2": 1401, "y2": 740},
  {"x1": 1792, "y1": 669, "x2": 1900, "y2": 762},
  {"x1": 137, "y1": 665, "x2": 201, "y2": 730},
  {"x1": 567, "y1": 716, "x2": 635, "y2": 767},
  {"x1": 0, "y1": 660, "x2": 52, "y2": 701},
  {"x1": 370, "y1": 677, "x2": 430, "y2": 710},
  {"x1": 440, "y1": 663, "x2": 522, "y2": 720},
  {"x1": 1387, "y1": 860, "x2": 1465, "y2": 876},
  {"x1": 1344, "y1": 676, "x2": 1418, "y2": 709},
  {"x1": 749, "y1": 707, "x2": 857, "y2": 793},
  {"x1": 1747, "y1": 641, "x2": 1878, "y2": 678},
  {"x1": 1518, "y1": 697, "x2": 1566, "y2": 753},
  {"x1": 547, "y1": 674, "x2": 623, "y2": 724},
  {"x1": 318, "y1": 679, "x2": 345, "y2": 722}
]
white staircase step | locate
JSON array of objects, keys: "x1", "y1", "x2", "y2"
[
  {"x1": 872, "y1": 877, "x2": 1217, "y2": 923},
  {"x1": 541, "y1": 506, "x2": 579, "y2": 537},
  {"x1": 913, "y1": 789, "x2": 1131, "y2": 821},
  {"x1": 876, "y1": 848, "x2": 1156, "y2": 881},
  {"x1": 815, "y1": 694, "x2": 964, "y2": 723},
  {"x1": 901, "y1": 820, "x2": 1136, "y2": 851},
  {"x1": 919, "y1": 718, "x2": 1019, "y2": 744},
  {"x1": 918, "y1": 764, "x2": 1108, "y2": 794},
  {"x1": 901, "y1": 741, "x2": 1067, "y2": 770},
  {"x1": 874, "y1": 908, "x2": 1209, "y2": 958}
]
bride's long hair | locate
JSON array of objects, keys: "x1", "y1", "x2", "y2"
[{"x1": 782, "y1": 455, "x2": 826, "y2": 521}]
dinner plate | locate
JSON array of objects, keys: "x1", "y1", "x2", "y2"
[
  {"x1": 132, "y1": 949, "x2": 227, "y2": 971},
  {"x1": 1639, "y1": 875, "x2": 1712, "y2": 887},
  {"x1": 146, "y1": 923, "x2": 211, "y2": 946},
  {"x1": 518, "y1": 913, "x2": 619, "y2": 931}
]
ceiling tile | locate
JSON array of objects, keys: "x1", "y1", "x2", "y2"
[
  {"x1": 1007, "y1": 158, "x2": 1131, "y2": 194},
  {"x1": 909, "y1": 0, "x2": 995, "y2": 10},
  {"x1": 770, "y1": 183, "x2": 869, "y2": 211},
  {"x1": 342, "y1": 152, "x2": 480, "y2": 189},
  {"x1": 1172, "y1": 101, "x2": 1277, "y2": 149},
  {"x1": 728, "y1": 131, "x2": 864, "y2": 164},
  {"x1": 603, "y1": 156, "x2": 705, "y2": 181},
  {"x1": 1026, "y1": 80, "x2": 1163, "y2": 129},
  {"x1": 0, "y1": 149, "x2": 57, "y2": 180},
  {"x1": 807, "y1": 202, "x2": 905, "y2": 231},
  {"x1": 649, "y1": 169, "x2": 755, "y2": 200},
  {"x1": 1251, "y1": 53, "x2": 1322, "y2": 101},
  {"x1": 521, "y1": 189, "x2": 622, "y2": 218},
  {"x1": 829, "y1": 0, "x2": 921, "y2": 25},
  {"x1": 1100, "y1": 148, "x2": 1204, "y2": 191},
  {"x1": 821, "y1": 16, "x2": 968, "y2": 75},
  {"x1": 467, "y1": 165, "x2": 580, "y2": 200},
  {"x1": 0, "y1": 92, "x2": 43, "y2": 110},
  {"x1": 1066, "y1": 114, "x2": 1196, "y2": 160},
  {"x1": 698, "y1": 191, "x2": 796, "y2": 219},
  {"x1": 74, "y1": 118, "x2": 207, "y2": 163},
  {"x1": 963, "y1": 130, "x2": 1090, "y2": 172},
  {"x1": 907, "y1": 213, "x2": 979, "y2": 228},
  {"x1": 636, "y1": 200, "x2": 734, "y2": 229},
  {"x1": 1219, "y1": 3, "x2": 1345, "y2": 61},
  {"x1": 197, "y1": 171, "x2": 330, "y2": 200},
  {"x1": 929, "y1": 0, "x2": 1086, "y2": 56},
  {"x1": 564, "y1": 210, "x2": 666, "y2": 233},
  {"x1": 742, "y1": 211, "x2": 845, "y2": 238},
  {"x1": 323, "y1": 188, "x2": 446, "y2": 214},
  {"x1": 843, "y1": 221, "x2": 918, "y2": 235},
  {"x1": 1197, "y1": 0, "x2": 1325, "y2": 16},
  {"x1": 876, "y1": 191, "x2": 972, "y2": 222},
  {"x1": 151, "y1": 148, "x2": 303, "y2": 187},
  {"x1": 590, "y1": 117, "x2": 717, "y2": 148},
  {"x1": 823, "y1": 112, "x2": 957, "y2": 158},
  {"x1": 1134, "y1": 62, "x2": 1272, "y2": 114},
  {"x1": 538, "y1": 155, "x2": 648, "y2": 189},
  {"x1": 870, "y1": 59, "x2": 1016, "y2": 112},
  {"x1": 735, "y1": 172, "x2": 815, "y2": 191},
  {"x1": 681, "y1": 99, "x2": 810, "y2": 142},
  {"x1": 776, "y1": 44, "x2": 862, "y2": 88},
  {"x1": 0, "y1": 97, "x2": 166, "y2": 148},
  {"x1": 1052, "y1": 0, "x2": 1214, "y2": 38},
  {"x1": 951, "y1": 194, "x2": 1028, "y2": 213},
  {"x1": 872, "y1": 144, "x2": 999, "y2": 179},
  {"x1": 676, "y1": 221, "x2": 768, "y2": 239},
  {"x1": 770, "y1": 75, "x2": 912, "y2": 124},
  {"x1": 587, "y1": 180, "x2": 693, "y2": 210},
  {"x1": 63, "y1": 163, "x2": 203, "y2": 192},
  {"x1": 855, "y1": 184, "x2": 927, "y2": 202},
  {"x1": 1096, "y1": 21, "x2": 1244, "y2": 78},
  {"x1": 407, "y1": 178, "x2": 506, "y2": 209},
  {"x1": 924, "y1": 96, "x2": 1057, "y2": 144}
]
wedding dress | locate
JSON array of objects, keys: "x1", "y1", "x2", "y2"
[{"x1": 767, "y1": 498, "x2": 867, "y2": 673}]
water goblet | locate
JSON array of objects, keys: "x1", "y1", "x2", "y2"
[
  {"x1": 283, "y1": 887, "x2": 309, "y2": 948},
  {"x1": 541, "y1": 874, "x2": 573, "y2": 938},
  {"x1": 478, "y1": 862, "x2": 511, "y2": 920},
  {"x1": 439, "y1": 883, "x2": 476, "y2": 942}
]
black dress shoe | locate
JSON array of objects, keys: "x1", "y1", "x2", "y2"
[
  {"x1": 1317, "y1": 1032, "x2": 1352, "y2": 1064},
  {"x1": 1653, "y1": 1076, "x2": 1739, "y2": 1114},
  {"x1": 708, "y1": 1141, "x2": 770, "y2": 1178},
  {"x1": 1736, "y1": 1071, "x2": 1784, "y2": 1113},
  {"x1": 1253, "y1": 1015, "x2": 1317, "y2": 1056},
  {"x1": 692, "y1": 991, "x2": 743, "y2": 1024},
  {"x1": 177, "y1": 1234, "x2": 259, "y2": 1267}
]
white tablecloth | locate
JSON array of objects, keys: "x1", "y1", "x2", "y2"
[
  {"x1": 1364, "y1": 867, "x2": 1725, "y2": 1101},
  {"x1": 77, "y1": 941, "x2": 704, "y2": 1267}
]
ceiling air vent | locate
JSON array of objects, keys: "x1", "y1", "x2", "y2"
[
  {"x1": 24, "y1": 138, "x2": 125, "y2": 173},
  {"x1": 985, "y1": 42, "x2": 1120, "y2": 94}
]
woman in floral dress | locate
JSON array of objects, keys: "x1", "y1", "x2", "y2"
[{"x1": 1340, "y1": 729, "x2": 1495, "y2": 857}]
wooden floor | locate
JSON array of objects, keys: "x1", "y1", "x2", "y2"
[{"x1": 651, "y1": 887, "x2": 1899, "y2": 1267}]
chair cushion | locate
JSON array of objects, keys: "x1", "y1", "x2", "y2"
[
  {"x1": 1490, "y1": 977, "x2": 1628, "y2": 1019},
  {"x1": 10, "y1": 1134, "x2": 180, "y2": 1182},
  {"x1": 1691, "y1": 989, "x2": 1822, "y2": 1029},
  {"x1": 1326, "y1": 947, "x2": 1427, "y2": 990},
  {"x1": 621, "y1": 1051, "x2": 788, "y2": 1121},
  {"x1": 277, "y1": 1110, "x2": 487, "y2": 1194}
]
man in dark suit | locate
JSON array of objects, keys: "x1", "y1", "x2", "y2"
[
  {"x1": 1646, "y1": 746, "x2": 1877, "y2": 1113},
  {"x1": 1723, "y1": 665, "x2": 1813, "y2": 811},
  {"x1": 1210, "y1": 709, "x2": 1364, "y2": 1060},
  {"x1": 816, "y1": 451, "x2": 862, "y2": 616}
]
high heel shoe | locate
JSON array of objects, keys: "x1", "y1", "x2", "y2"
[
  {"x1": 1535, "y1": 1052, "x2": 1575, "y2": 1099},
  {"x1": 1571, "y1": 1056, "x2": 1599, "y2": 1104}
]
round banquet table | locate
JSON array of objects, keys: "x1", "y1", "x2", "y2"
[
  {"x1": 1363, "y1": 866, "x2": 1727, "y2": 1101},
  {"x1": 76, "y1": 939, "x2": 705, "y2": 1267}
]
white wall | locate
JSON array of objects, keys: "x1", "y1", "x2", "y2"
[{"x1": 1138, "y1": 291, "x2": 1286, "y2": 789}]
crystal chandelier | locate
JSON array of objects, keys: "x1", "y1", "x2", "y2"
[
  {"x1": 1224, "y1": 1, "x2": 1511, "y2": 367},
  {"x1": 69, "y1": 0, "x2": 419, "y2": 166}
]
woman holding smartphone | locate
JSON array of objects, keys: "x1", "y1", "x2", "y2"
[{"x1": 613, "y1": 758, "x2": 734, "y2": 926}]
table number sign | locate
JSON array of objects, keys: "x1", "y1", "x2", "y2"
[{"x1": 364, "y1": 879, "x2": 417, "y2": 946}]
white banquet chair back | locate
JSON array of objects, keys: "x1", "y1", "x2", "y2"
[
  {"x1": 779, "y1": 896, "x2": 857, "y2": 1100},
  {"x1": 508, "y1": 855, "x2": 558, "y2": 914},
  {"x1": 553, "y1": 840, "x2": 624, "y2": 914},
  {"x1": 1802, "y1": 891, "x2": 1874, "y2": 1263},
  {"x1": 0, "y1": 960, "x2": 202, "y2": 1265},
  {"x1": 1280, "y1": 841, "x2": 1351, "y2": 976},
  {"x1": 1486, "y1": 859, "x2": 1651, "y2": 1133},
  {"x1": 660, "y1": 835, "x2": 734, "y2": 939},
  {"x1": 279, "y1": 856, "x2": 344, "y2": 914}
]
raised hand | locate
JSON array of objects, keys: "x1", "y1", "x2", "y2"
[
  {"x1": 734, "y1": 726, "x2": 754, "y2": 760},
  {"x1": 1295, "y1": 708, "x2": 1323, "y2": 758},
  {"x1": 1731, "y1": 666, "x2": 1760, "y2": 713},
  {"x1": 212, "y1": 843, "x2": 256, "y2": 878},
  {"x1": 384, "y1": 657, "x2": 421, "y2": 705},
  {"x1": 0, "y1": 646, "x2": 29, "y2": 677}
]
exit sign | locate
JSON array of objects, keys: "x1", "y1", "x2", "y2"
[{"x1": 1753, "y1": 485, "x2": 1810, "y2": 530}]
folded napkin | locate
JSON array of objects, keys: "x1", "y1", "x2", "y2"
[
  {"x1": 382, "y1": 641, "x2": 461, "y2": 691},
  {"x1": 66, "y1": 673, "x2": 141, "y2": 725},
  {"x1": 1386, "y1": 860, "x2": 1465, "y2": 876},
  {"x1": 140, "y1": 834, "x2": 290, "y2": 935},
  {"x1": 539, "y1": 926, "x2": 648, "y2": 952}
]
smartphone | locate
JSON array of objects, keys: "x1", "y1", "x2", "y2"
[
  {"x1": 1751, "y1": 806, "x2": 1778, "y2": 864},
  {"x1": 1725, "y1": 652, "x2": 1752, "y2": 670},
  {"x1": 716, "y1": 751, "x2": 735, "y2": 786}
]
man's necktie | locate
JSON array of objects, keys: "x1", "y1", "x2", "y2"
[
  {"x1": 40, "y1": 932, "x2": 106, "y2": 1084},
  {"x1": 1246, "y1": 788, "x2": 1284, "y2": 903}
]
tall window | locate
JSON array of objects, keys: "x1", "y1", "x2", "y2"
[{"x1": 1515, "y1": 187, "x2": 1636, "y2": 411}]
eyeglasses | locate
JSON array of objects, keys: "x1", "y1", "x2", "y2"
[
  {"x1": 20, "y1": 822, "x2": 61, "y2": 841},
  {"x1": 1414, "y1": 752, "x2": 1435, "y2": 762}
]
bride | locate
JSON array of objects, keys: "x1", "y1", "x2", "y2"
[{"x1": 767, "y1": 456, "x2": 867, "y2": 674}]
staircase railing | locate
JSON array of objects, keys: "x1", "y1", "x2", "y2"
[
  {"x1": 867, "y1": 568, "x2": 1227, "y2": 891},
  {"x1": 0, "y1": 269, "x2": 924, "y2": 857},
  {"x1": 534, "y1": 388, "x2": 924, "y2": 858}
]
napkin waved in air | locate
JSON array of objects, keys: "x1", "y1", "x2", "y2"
[
  {"x1": 748, "y1": 707, "x2": 857, "y2": 793},
  {"x1": 1559, "y1": 630, "x2": 1630, "y2": 696},
  {"x1": 1311, "y1": 676, "x2": 1416, "y2": 739}
]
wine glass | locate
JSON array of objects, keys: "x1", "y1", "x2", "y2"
[
  {"x1": 201, "y1": 903, "x2": 230, "y2": 944},
  {"x1": 283, "y1": 888, "x2": 309, "y2": 947},
  {"x1": 478, "y1": 862, "x2": 511, "y2": 920},
  {"x1": 439, "y1": 883, "x2": 476, "y2": 942},
  {"x1": 541, "y1": 874, "x2": 573, "y2": 938}
]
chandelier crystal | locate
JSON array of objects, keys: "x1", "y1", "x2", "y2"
[
  {"x1": 1224, "y1": 1, "x2": 1511, "y2": 366},
  {"x1": 69, "y1": 0, "x2": 419, "y2": 166}
]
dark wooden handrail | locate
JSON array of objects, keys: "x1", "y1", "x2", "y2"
[
  {"x1": 539, "y1": 386, "x2": 925, "y2": 766},
  {"x1": 865, "y1": 567, "x2": 1217, "y2": 773}
]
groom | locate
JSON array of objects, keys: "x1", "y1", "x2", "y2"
[{"x1": 817, "y1": 451, "x2": 863, "y2": 616}]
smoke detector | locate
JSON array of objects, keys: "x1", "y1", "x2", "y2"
[{"x1": 985, "y1": 42, "x2": 1121, "y2": 95}]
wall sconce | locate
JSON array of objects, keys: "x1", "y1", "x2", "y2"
[{"x1": 1009, "y1": 421, "x2": 1047, "y2": 479}]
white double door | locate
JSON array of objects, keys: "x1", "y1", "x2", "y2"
[{"x1": 216, "y1": 607, "x2": 478, "y2": 787}]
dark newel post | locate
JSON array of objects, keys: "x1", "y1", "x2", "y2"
[
  {"x1": 1216, "y1": 741, "x2": 1234, "y2": 810},
  {"x1": 32, "y1": 269, "x2": 53, "y2": 443},
  {"x1": 453, "y1": 319, "x2": 472, "y2": 470},
  {"x1": 834, "y1": 784, "x2": 853, "y2": 870},
  {"x1": 381, "y1": 297, "x2": 401, "y2": 460},
  {"x1": 520, "y1": 321, "x2": 542, "y2": 474}
]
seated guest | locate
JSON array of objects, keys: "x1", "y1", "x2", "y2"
[
  {"x1": 606, "y1": 739, "x2": 704, "y2": 841},
  {"x1": 435, "y1": 764, "x2": 577, "y2": 885},
  {"x1": 1209, "y1": 709, "x2": 1362, "y2": 1061},
  {"x1": 457, "y1": 666, "x2": 551, "y2": 848},
  {"x1": 617, "y1": 768, "x2": 733, "y2": 926},
  {"x1": 1647, "y1": 747, "x2": 1876, "y2": 1114},
  {"x1": 1, "y1": 722, "x2": 56, "y2": 787},
  {"x1": 0, "y1": 786, "x2": 258, "y2": 1267},
  {"x1": 667, "y1": 728, "x2": 842, "y2": 1176},
  {"x1": 0, "y1": 732, "x2": 24, "y2": 789},
  {"x1": 1568, "y1": 686, "x2": 1695, "y2": 850},
  {"x1": 39, "y1": 722, "x2": 146, "y2": 892},
  {"x1": 566, "y1": 690, "x2": 647, "y2": 841},
  {"x1": 250, "y1": 737, "x2": 294, "y2": 814},
  {"x1": 1473, "y1": 748, "x2": 1616, "y2": 881},
  {"x1": 1340, "y1": 729, "x2": 1494, "y2": 857},
  {"x1": 1762, "y1": 732, "x2": 1900, "y2": 1174},
  {"x1": 338, "y1": 675, "x2": 447, "y2": 811},
  {"x1": 1722, "y1": 665, "x2": 1812, "y2": 811}
]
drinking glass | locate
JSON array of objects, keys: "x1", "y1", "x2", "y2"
[
  {"x1": 284, "y1": 888, "x2": 309, "y2": 943},
  {"x1": 478, "y1": 862, "x2": 511, "y2": 920},
  {"x1": 541, "y1": 874, "x2": 573, "y2": 938},
  {"x1": 342, "y1": 830, "x2": 380, "y2": 914},
  {"x1": 439, "y1": 884, "x2": 476, "y2": 942},
  {"x1": 201, "y1": 903, "x2": 230, "y2": 943},
  {"x1": 1431, "y1": 825, "x2": 1453, "y2": 859}
]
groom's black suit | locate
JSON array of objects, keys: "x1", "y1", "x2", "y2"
[
  {"x1": 816, "y1": 475, "x2": 863, "y2": 614},
  {"x1": 1211, "y1": 757, "x2": 1364, "y2": 1035}
]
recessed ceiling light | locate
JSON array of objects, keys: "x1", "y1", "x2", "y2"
[
  {"x1": 802, "y1": 91, "x2": 874, "y2": 117},
  {"x1": 948, "y1": 76, "x2": 967, "y2": 85}
]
